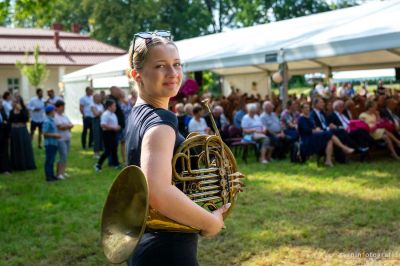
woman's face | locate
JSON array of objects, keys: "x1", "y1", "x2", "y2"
[
  {"x1": 135, "y1": 44, "x2": 182, "y2": 99},
  {"x1": 12, "y1": 98, "x2": 21, "y2": 109}
]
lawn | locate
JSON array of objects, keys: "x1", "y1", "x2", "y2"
[{"x1": 1, "y1": 127, "x2": 400, "y2": 265}]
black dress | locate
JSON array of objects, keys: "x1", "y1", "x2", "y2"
[
  {"x1": 9, "y1": 109, "x2": 36, "y2": 171},
  {"x1": 298, "y1": 115, "x2": 333, "y2": 157},
  {"x1": 0, "y1": 109, "x2": 11, "y2": 173},
  {"x1": 125, "y1": 104, "x2": 198, "y2": 266}
]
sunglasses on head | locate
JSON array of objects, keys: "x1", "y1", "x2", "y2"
[{"x1": 132, "y1": 30, "x2": 172, "y2": 51}]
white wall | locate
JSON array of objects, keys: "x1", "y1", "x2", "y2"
[{"x1": 0, "y1": 65, "x2": 85, "y2": 101}]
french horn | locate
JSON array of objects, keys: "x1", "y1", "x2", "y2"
[{"x1": 101, "y1": 100, "x2": 244, "y2": 263}]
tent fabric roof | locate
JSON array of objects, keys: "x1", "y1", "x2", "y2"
[
  {"x1": 178, "y1": 0, "x2": 400, "y2": 74},
  {"x1": 64, "y1": 0, "x2": 400, "y2": 82}
]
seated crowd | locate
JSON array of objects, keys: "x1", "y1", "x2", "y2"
[{"x1": 173, "y1": 80, "x2": 400, "y2": 166}]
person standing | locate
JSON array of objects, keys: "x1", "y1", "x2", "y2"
[
  {"x1": 94, "y1": 99, "x2": 120, "y2": 171},
  {"x1": 80, "y1": 87, "x2": 94, "y2": 149},
  {"x1": 0, "y1": 100, "x2": 11, "y2": 174},
  {"x1": 54, "y1": 100, "x2": 73, "y2": 179},
  {"x1": 9, "y1": 96, "x2": 36, "y2": 171},
  {"x1": 91, "y1": 93, "x2": 105, "y2": 159},
  {"x1": 28, "y1": 88, "x2": 46, "y2": 148},
  {"x1": 43, "y1": 105, "x2": 61, "y2": 182},
  {"x1": 120, "y1": 90, "x2": 133, "y2": 164},
  {"x1": 107, "y1": 86, "x2": 125, "y2": 165},
  {"x1": 46, "y1": 89, "x2": 62, "y2": 106},
  {"x1": 126, "y1": 31, "x2": 229, "y2": 265}
]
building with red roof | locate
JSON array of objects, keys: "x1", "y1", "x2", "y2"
[{"x1": 0, "y1": 25, "x2": 126, "y2": 100}]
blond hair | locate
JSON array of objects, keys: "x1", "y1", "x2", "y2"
[{"x1": 128, "y1": 36, "x2": 177, "y2": 70}]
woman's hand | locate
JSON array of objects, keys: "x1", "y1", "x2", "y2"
[{"x1": 200, "y1": 203, "x2": 231, "y2": 238}]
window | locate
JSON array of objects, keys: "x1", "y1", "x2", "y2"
[{"x1": 7, "y1": 78, "x2": 19, "y2": 94}]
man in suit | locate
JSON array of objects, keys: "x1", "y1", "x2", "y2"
[
  {"x1": 381, "y1": 98, "x2": 400, "y2": 138},
  {"x1": 311, "y1": 98, "x2": 364, "y2": 163},
  {"x1": 328, "y1": 100, "x2": 372, "y2": 152}
]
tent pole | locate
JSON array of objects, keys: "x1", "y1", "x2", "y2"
[
  {"x1": 282, "y1": 62, "x2": 289, "y2": 109},
  {"x1": 324, "y1": 66, "x2": 332, "y2": 83},
  {"x1": 266, "y1": 71, "x2": 272, "y2": 99}
]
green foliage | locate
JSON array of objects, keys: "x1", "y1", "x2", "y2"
[
  {"x1": 3, "y1": 0, "x2": 360, "y2": 49},
  {"x1": 202, "y1": 71, "x2": 221, "y2": 95},
  {"x1": 271, "y1": 0, "x2": 331, "y2": 20},
  {"x1": 16, "y1": 45, "x2": 49, "y2": 88},
  {"x1": 13, "y1": 0, "x2": 54, "y2": 27},
  {"x1": 0, "y1": 0, "x2": 10, "y2": 25}
]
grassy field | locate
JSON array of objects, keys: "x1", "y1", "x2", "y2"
[{"x1": 1, "y1": 127, "x2": 400, "y2": 265}]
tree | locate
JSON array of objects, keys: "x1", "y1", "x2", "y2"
[
  {"x1": 271, "y1": 0, "x2": 331, "y2": 21},
  {"x1": 16, "y1": 45, "x2": 49, "y2": 88},
  {"x1": 5, "y1": 0, "x2": 361, "y2": 49},
  {"x1": 0, "y1": 0, "x2": 10, "y2": 25}
]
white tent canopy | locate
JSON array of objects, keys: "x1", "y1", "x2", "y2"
[
  {"x1": 63, "y1": 0, "x2": 400, "y2": 123},
  {"x1": 179, "y1": 0, "x2": 400, "y2": 75}
]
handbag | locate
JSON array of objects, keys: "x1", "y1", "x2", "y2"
[
  {"x1": 376, "y1": 119, "x2": 395, "y2": 133},
  {"x1": 347, "y1": 119, "x2": 370, "y2": 133}
]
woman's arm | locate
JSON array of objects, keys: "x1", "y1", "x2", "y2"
[
  {"x1": 101, "y1": 123, "x2": 120, "y2": 131},
  {"x1": 141, "y1": 125, "x2": 226, "y2": 237},
  {"x1": 92, "y1": 105, "x2": 102, "y2": 117}
]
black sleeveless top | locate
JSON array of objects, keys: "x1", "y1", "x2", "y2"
[
  {"x1": 125, "y1": 104, "x2": 185, "y2": 167},
  {"x1": 125, "y1": 104, "x2": 199, "y2": 266}
]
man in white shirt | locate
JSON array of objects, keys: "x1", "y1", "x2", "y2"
[
  {"x1": 46, "y1": 89, "x2": 62, "y2": 106},
  {"x1": 315, "y1": 81, "x2": 328, "y2": 98},
  {"x1": 28, "y1": 88, "x2": 46, "y2": 148},
  {"x1": 79, "y1": 87, "x2": 94, "y2": 149}
]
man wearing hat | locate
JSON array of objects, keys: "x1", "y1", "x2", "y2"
[{"x1": 42, "y1": 105, "x2": 61, "y2": 182}]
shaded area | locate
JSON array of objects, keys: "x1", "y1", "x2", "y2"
[{"x1": 198, "y1": 160, "x2": 400, "y2": 265}]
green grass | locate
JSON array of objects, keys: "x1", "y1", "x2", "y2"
[{"x1": 1, "y1": 127, "x2": 400, "y2": 265}]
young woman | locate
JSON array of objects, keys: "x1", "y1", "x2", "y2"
[{"x1": 125, "y1": 31, "x2": 230, "y2": 266}]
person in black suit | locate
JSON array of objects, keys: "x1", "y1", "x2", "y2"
[
  {"x1": 380, "y1": 98, "x2": 400, "y2": 139},
  {"x1": 311, "y1": 97, "x2": 361, "y2": 163},
  {"x1": 328, "y1": 100, "x2": 372, "y2": 157}
]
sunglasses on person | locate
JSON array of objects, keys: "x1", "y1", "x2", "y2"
[{"x1": 132, "y1": 30, "x2": 172, "y2": 51}]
